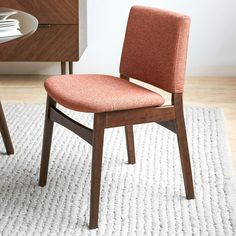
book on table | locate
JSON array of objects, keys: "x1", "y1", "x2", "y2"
[{"x1": 0, "y1": 9, "x2": 22, "y2": 39}]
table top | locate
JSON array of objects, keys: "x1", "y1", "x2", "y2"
[{"x1": 0, "y1": 8, "x2": 38, "y2": 44}]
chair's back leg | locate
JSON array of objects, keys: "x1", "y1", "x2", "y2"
[
  {"x1": 125, "y1": 125, "x2": 136, "y2": 164},
  {"x1": 173, "y1": 93, "x2": 195, "y2": 199},
  {"x1": 89, "y1": 113, "x2": 106, "y2": 229},
  {"x1": 39, "y1": 96, "x2": 56, "y2": 187},
  {"x1": 0, "y1": 102, "x2": 14, "y2": 155},
  {"x1": 120, "y1": 75, "x2": 136, "y2": 164}
]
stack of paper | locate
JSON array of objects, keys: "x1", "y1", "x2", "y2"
[{"x1": 0, "y1": 10, "x2": 22, "y2": 39}]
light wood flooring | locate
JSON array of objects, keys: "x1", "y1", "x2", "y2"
[{"x1": 0, "y1": 75, "x2": 235, "y2": 171}]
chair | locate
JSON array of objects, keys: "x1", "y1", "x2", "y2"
[
  {"x1": 0, "y1": 102, "x2": 14, "y2": 155},
  {"x1": 39, "y1": 5, "x2": 194, "y2": 229}
]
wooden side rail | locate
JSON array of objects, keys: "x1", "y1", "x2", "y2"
[
  {"x1": 49, "y1": 106, "x2": 93, "y2": 145},
  {"x1": 105, "y1": 106, "x2": 176, "y2": 128}
]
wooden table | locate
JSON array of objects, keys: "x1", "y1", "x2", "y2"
[
  {"x1": 0, "y1": 1, "x2": 87, "y2": 75},
  {"x1": 0, "y1": 8, "x2": 38, "y2": 154}
]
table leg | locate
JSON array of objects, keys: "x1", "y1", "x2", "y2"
[
  {"x1": 0, "y1": 101, "x2": 14, "y2": 155},
  {"x1": 61, "y1": 62, "x2": 66, "y2": 75},
  {"x1": 69, "y1": 62, "x2": 73, "y2": 74}
]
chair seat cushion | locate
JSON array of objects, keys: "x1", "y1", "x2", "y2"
[{"x1": 44, "y1": 74, "x2": 165, "y2": 113}]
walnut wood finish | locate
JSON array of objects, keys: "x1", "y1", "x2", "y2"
[
  {"x1": 125, "y1": 125, "x2": 136, "y2": 164},
  {"x1": 105, "y1": 106, "x2": 176, "y2": 128},
  {"x1": 0, "y1": 25, "x2": 79, "y2": 61},
  {"x1": 0, "y1": 0, "x2": 78, "y2": 24},
  {"x1": 60, "y1": 62, "x2": 74, "y2": 75},
  {"x1": 89, "y1": 113, "x2": 106, "y2": 229},
  {"x1": 39, "y1": 84, "x2": 195, "y2": 228},
  {"x1": 157, "y1": 120, "x2": 176, "y2": 133},
  {"x1": 0, "y1": 102, "x2": 14, "y2": 154},
  {"x1": 39, "y1": 96, "x2": 56, "y2": 187},
  {"x1": 172, "y1": 93, "x2": 195, "y2": 199},
  {"x1": 61, "y1": 62, "x2": 66, "y2": 75},
  {"x1": 69, "y1": 62, "x2": 73, "y2": 75},
  {"x1": 49, "y1": 105, "x2": 93, "y2": 145},
  {"x1": 0, "y1": 0, "x2": 87, "y2": 72},
  {"x1": 121, "y1": 75, "x2": 136, "y2": 165}
]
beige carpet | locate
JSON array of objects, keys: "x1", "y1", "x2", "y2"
[{"x1": 0, "y1": 104, "x2": 235, "y2": 235}]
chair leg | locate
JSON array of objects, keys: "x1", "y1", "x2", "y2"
[
  {"x1": 0, "y1": 101, "x2": 14, "y2": 155},
  {"x1": 173, "y1": 93, "x2": 194, "y2": 199},
  {"x1": 89, "y1": 113, "x2": 106, "y2": 229},
  {"x1": 39, "y1": 96, "x2": 56, "y2": 187},
  {"x1": 125, "y1": 125, "x2": 136, "y2": 164},
  {"x1": 120, "y1": 75, "x2": 135, "y2": 164}
]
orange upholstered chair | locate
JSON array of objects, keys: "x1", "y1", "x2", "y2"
[{"x1": 39, "y1": 5, "x2": 194, "y2": 229}]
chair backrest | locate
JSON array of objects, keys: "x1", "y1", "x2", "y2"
[{"x1": 120, "y1": 6, "x2": 191, "y2": 93}]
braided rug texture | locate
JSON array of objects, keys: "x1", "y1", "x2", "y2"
[{"x1": 0, "y1": 104, "x2": 235, "y2": 236}]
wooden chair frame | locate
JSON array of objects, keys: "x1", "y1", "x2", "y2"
[
  {"x1": 0, "y1": 102, "x2": 14, "y2": 155},
  {"x1": 39, "y1": 75, "x2": 194, "y2": 229}
]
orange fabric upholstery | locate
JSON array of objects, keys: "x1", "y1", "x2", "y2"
[
  {"x1": 41, "y1": 6, "x2": 193, "y2": 229},
  {"x1": 120, "y1": 6, "x2": 190, "y2": 93},
  {"x1": 45, "y1": 74, "x2": 165, "y2": 113}
]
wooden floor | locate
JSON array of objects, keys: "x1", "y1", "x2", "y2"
[{"x1": 0, "y1": 75, "x2": 235, "y2": 171}]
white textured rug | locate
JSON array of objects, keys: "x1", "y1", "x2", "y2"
[{"x1": 0, "y1": 104, "x2": 235, "y2": 236}]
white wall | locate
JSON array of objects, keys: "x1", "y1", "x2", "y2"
[{"x1": 1, "y1": 0, "x2": 236, "y2": 76}]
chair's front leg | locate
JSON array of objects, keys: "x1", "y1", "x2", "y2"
[
  {"x1": 39, "y1": 96, "x2": 56, "y2": 187},
  {"x1": 125, "y1": 125, "x2": 136, "y2": 164},
  {"x1": 89, "y1": 113, "x2": 106, "y2": 229},
  {"x1": 173, "y1": 93, "x2": 194, "y2": 199},
  {"x1": 0, "y1": 101, "x2": 14, "y2": 155}
]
